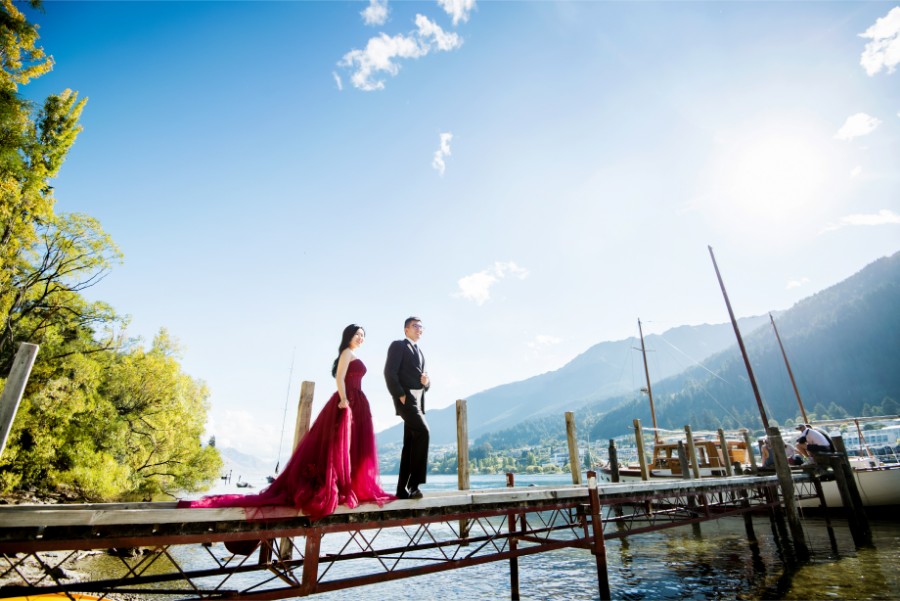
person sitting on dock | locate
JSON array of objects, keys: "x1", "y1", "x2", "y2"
[{"x1": 795, "y1": 423, "x2": 834, "y2": 461}]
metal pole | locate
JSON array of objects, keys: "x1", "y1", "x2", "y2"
[{"x1": 0, "y1": 342, "x2": 39, "y2": 459}]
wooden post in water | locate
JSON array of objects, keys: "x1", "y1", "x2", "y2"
[
  {"x1": 586, "y1": 470, "x2": 611, "y2": 601},
  {"x1": 741, "y1": 430, "x2": 758, "y2": 473},
  {"x1": 828, "y1": 436, "x2": 872, "y2": 547},
  {"x1": 684, "y1": 425, "x2": 701, "y2": 480},
  {"x1": 566, "y1": 412, "x2": 582, "y2": 485},
  {"x1": 0, "y1": 342, "x2": 39, "y2": 459},
  {"x1": 506, "y1": 472, "x2": 520, "y2": 601},
  {"x1": 717, "y1": 428, "x2": 733, "y2": 477},
  {"x1": 457, "y1": 399, "x2": 471, "y2": 539},
  {"x1": 278, "y1": 380, "x2": 316, "y2": 561},
  {"x1": 607, "y1": 440, "x2": 620, "y2": 483},
  {"x1": 677, "y1": 441, "x2": 691, "y2": 479},
  {"x1": 633, "y1": 419, "x2": 649, "y2": 481},
  {"x1": 767, "y1": 427, "x2": 809, "y2": 560}
]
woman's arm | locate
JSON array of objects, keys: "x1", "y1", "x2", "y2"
[{"x1": 335, "y1": 349, "x2": 352, "y2": 409}]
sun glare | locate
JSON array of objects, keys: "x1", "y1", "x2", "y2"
[{"x1": 707, "y1": 131, "x2": 832, "y2": 228}]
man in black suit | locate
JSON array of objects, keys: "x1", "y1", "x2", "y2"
[{"x1": 384, "y1": 316, "x2": 430, "y2": 499}]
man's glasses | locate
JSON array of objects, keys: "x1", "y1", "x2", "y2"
[{"x1": 412, "y1": 324, "x2": 424, "y2": 330}]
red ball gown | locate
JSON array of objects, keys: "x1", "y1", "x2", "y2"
[{"x1": 181, "y1": 359, "x2": 394, "y2": 520}]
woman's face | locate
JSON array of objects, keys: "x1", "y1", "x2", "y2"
[{"x1": 349, "y1": 328, "x2": 365, "y2": 350}]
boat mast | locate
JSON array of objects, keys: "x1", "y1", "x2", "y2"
[
  {"x1": 274, "y1": 348, "x2": 296, "y2": 475},
  {"x1": 769, "y1": 313, "x2": 808, "y2": 424},
  {"x1": 708, "y1": 246, "x2": 770, "y2": 430},
  {"x1": 637, "y1": 319, "x2": 661, "y2": 444}
]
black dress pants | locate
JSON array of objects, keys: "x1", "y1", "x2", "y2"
[{"x1": 397, "y1": 395, "x2": 429, "y2": 497}]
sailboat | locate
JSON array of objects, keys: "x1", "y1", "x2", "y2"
[
  {"x1": 768, "y1": 313, "x2": 900, "y2": 508},
  {"x1": 597, "y1": 319, "x2": 751, "y2": 483}
]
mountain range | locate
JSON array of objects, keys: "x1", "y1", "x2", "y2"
[{"x1": 379, "y1": 250, "x2": 900, "y2": 450}]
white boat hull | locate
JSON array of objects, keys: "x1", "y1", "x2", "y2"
[{"x1": 798, "y1": 464, "x2": 900, "y2": 508}]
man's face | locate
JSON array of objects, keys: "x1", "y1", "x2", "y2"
[{"x1": 405, "y1": 321, "x2": 423, "y2": 342}]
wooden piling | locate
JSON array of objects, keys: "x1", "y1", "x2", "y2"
[
  {"x1": 566, "y1": 412, "x2": 582, "y2": 485},
  {"x1": 506, "y1": 472, "x2": 520, "y2": 601},
  {"x1": 827, "y1": 436, "x2": 872, "y2": 547},
  {"x1": 294, "y1": 381, "x2": 316, "y2": 445},
  {"x1": 717, "y1": 428, "x2": 733, "y2": 477},
  {"x1": 633, "y1": 419, "x2": 649, "y2": 481},
  {"x1": 741, "y1": 429, "x2": 758, "y2": 473},
  {"x1": 607, "y1": 440, "x2": 620, "y2": 483},
  {"x1": 457, "y1": 399, "x2": 470, "y2": 539},
  {"x1": 586, "y1": 470, "x2": 611, "y2": 601},
  {"x1": 0, "y1": 342, "x2": 39, "y2": 459},
  {"x1": 684, "y1": 425, "x2": 701, "y2": 480},
  {"x1": 767, "y1": 427, "x2": 809, "y2": 560},
  {"x1": 279, "y1": 380, "x2": 315, "y2": 561}
]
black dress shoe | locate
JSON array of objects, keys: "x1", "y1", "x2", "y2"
[{"x1": 408, "y1": 489, "x2": 424, "y2": 499}]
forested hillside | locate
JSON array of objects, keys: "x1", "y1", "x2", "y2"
[{"x1": 477, "y1": 251, "x2": 900, "y2": 448}]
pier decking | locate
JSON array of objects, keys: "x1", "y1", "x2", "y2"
[{"x1": 0, "y1": 472, "x2": 821, "y2": 600}]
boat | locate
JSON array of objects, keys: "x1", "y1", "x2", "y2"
[
  {"x1": 767, "y1": 313, "x2": 900, "y2": 507},
  {"x1": 598, "y1": 318, "x2": 751, "y2": 483}
]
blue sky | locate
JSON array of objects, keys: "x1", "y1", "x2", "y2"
[{"x1": 24, "y1": 1, "x2": 900, "y2": 462}]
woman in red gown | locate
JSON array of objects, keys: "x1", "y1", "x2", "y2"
[{"x1": 181, "y1": 324, "x2": 394, "y2": 520}]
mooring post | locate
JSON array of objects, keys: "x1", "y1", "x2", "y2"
[
  {"x1": 607, "y1": 439, "x2": 620, "y2": 482},
  {"x1": 717, "y1": 428, "x2": 733, "y2": 477},
  {"x1": 767, "y1": 427, "x2": 809, "y2": 560},
  {"x1": 684, "y1": 426, "x2": 701, "y2": 480},
  {"x1": 586, "y1": 470, "x2": 611, "y2": 601},
  {"x1": 741, "y1": 429, "x2": 758, "y2": 474},
  {"x1": 0, "y1": 342, "x2": 39, "y2": 459},
  {"x1": 506, "y1": 472, "x2": 520, "y2": 601},
  {"x1": 566, "y1": 412, "x2": 582, "y2": 485},
  {"x1": 633, "y1": 419, "x2": 649, "y2": 481},
  {"x1": 829, "y1": 435, "x2": 872, "y2": 547},
  {"x1": 457, "y1": 399, "x2": 471, "y2": 539},
  {"x1": 278, "y1": 380, "x2": 316, "y2": 561}
]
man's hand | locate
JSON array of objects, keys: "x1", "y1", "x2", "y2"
[
  {"x1": 421, "y1": 373, "x2": 430, "y2": 387},
  {"x1": 399, "y1": 395, "x2": 406, "y2": 405}
]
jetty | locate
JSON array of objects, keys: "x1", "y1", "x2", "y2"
[
  {"x1": 0, "y1": 454, "x2": 852, "y2": 600},
  {"x1": 0, "y1": 355, "x2": 876, "y2": 600}
]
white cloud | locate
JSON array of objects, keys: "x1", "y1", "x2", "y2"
[
  {"x1": 438, "y1": 0, "x2": 477, "y2": 26},
  {"x1": 432, "y1": 132, "x2": 453, "y2": 175},
  {"x1": 362, "y1": 0, "x2": 389, "y2": 26},
  {"x1": 456, "y1": 261, "x2": 529, "y2": 305},
  {"x1": 339, "y1": 14, "x2": 462, "y2": 91},
  {"x1": 528, "y1": 334, "x2": 562, "y2": 350},
  {"x1": 859, "y1": 6, "x2": 900, "y2": 76},
  {"x1": 820, "y1": 209, "x2": 900, "y2": 233},
  {"x1": 786, "y1": 277, "x2": 810, "y2": 290},
  {"x1": 332, "y1": 71, "x2": 343, "y2": 91},
  {"x1": 834, "y1": 113, "x2": 881, "y2": 140},
  {"x1": 850, "y1": 165, "x2": 862, "y2": 178}
]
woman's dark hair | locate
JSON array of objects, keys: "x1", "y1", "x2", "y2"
[{"x1": 332, "y1": 324, "x2": 363, "y2": 377}]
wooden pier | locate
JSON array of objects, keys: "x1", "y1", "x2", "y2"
[{"x1": 0, "y1": 470, "x2": 825, "y2": 600}]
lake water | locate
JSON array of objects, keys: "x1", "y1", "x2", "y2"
[{"x1": 86, "y1": 473, "x2": 900, "y2": 600}]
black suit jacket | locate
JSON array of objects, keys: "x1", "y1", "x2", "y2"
[{"x1": 384, "y1": 339, "x2": 428, "y2": 415}]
